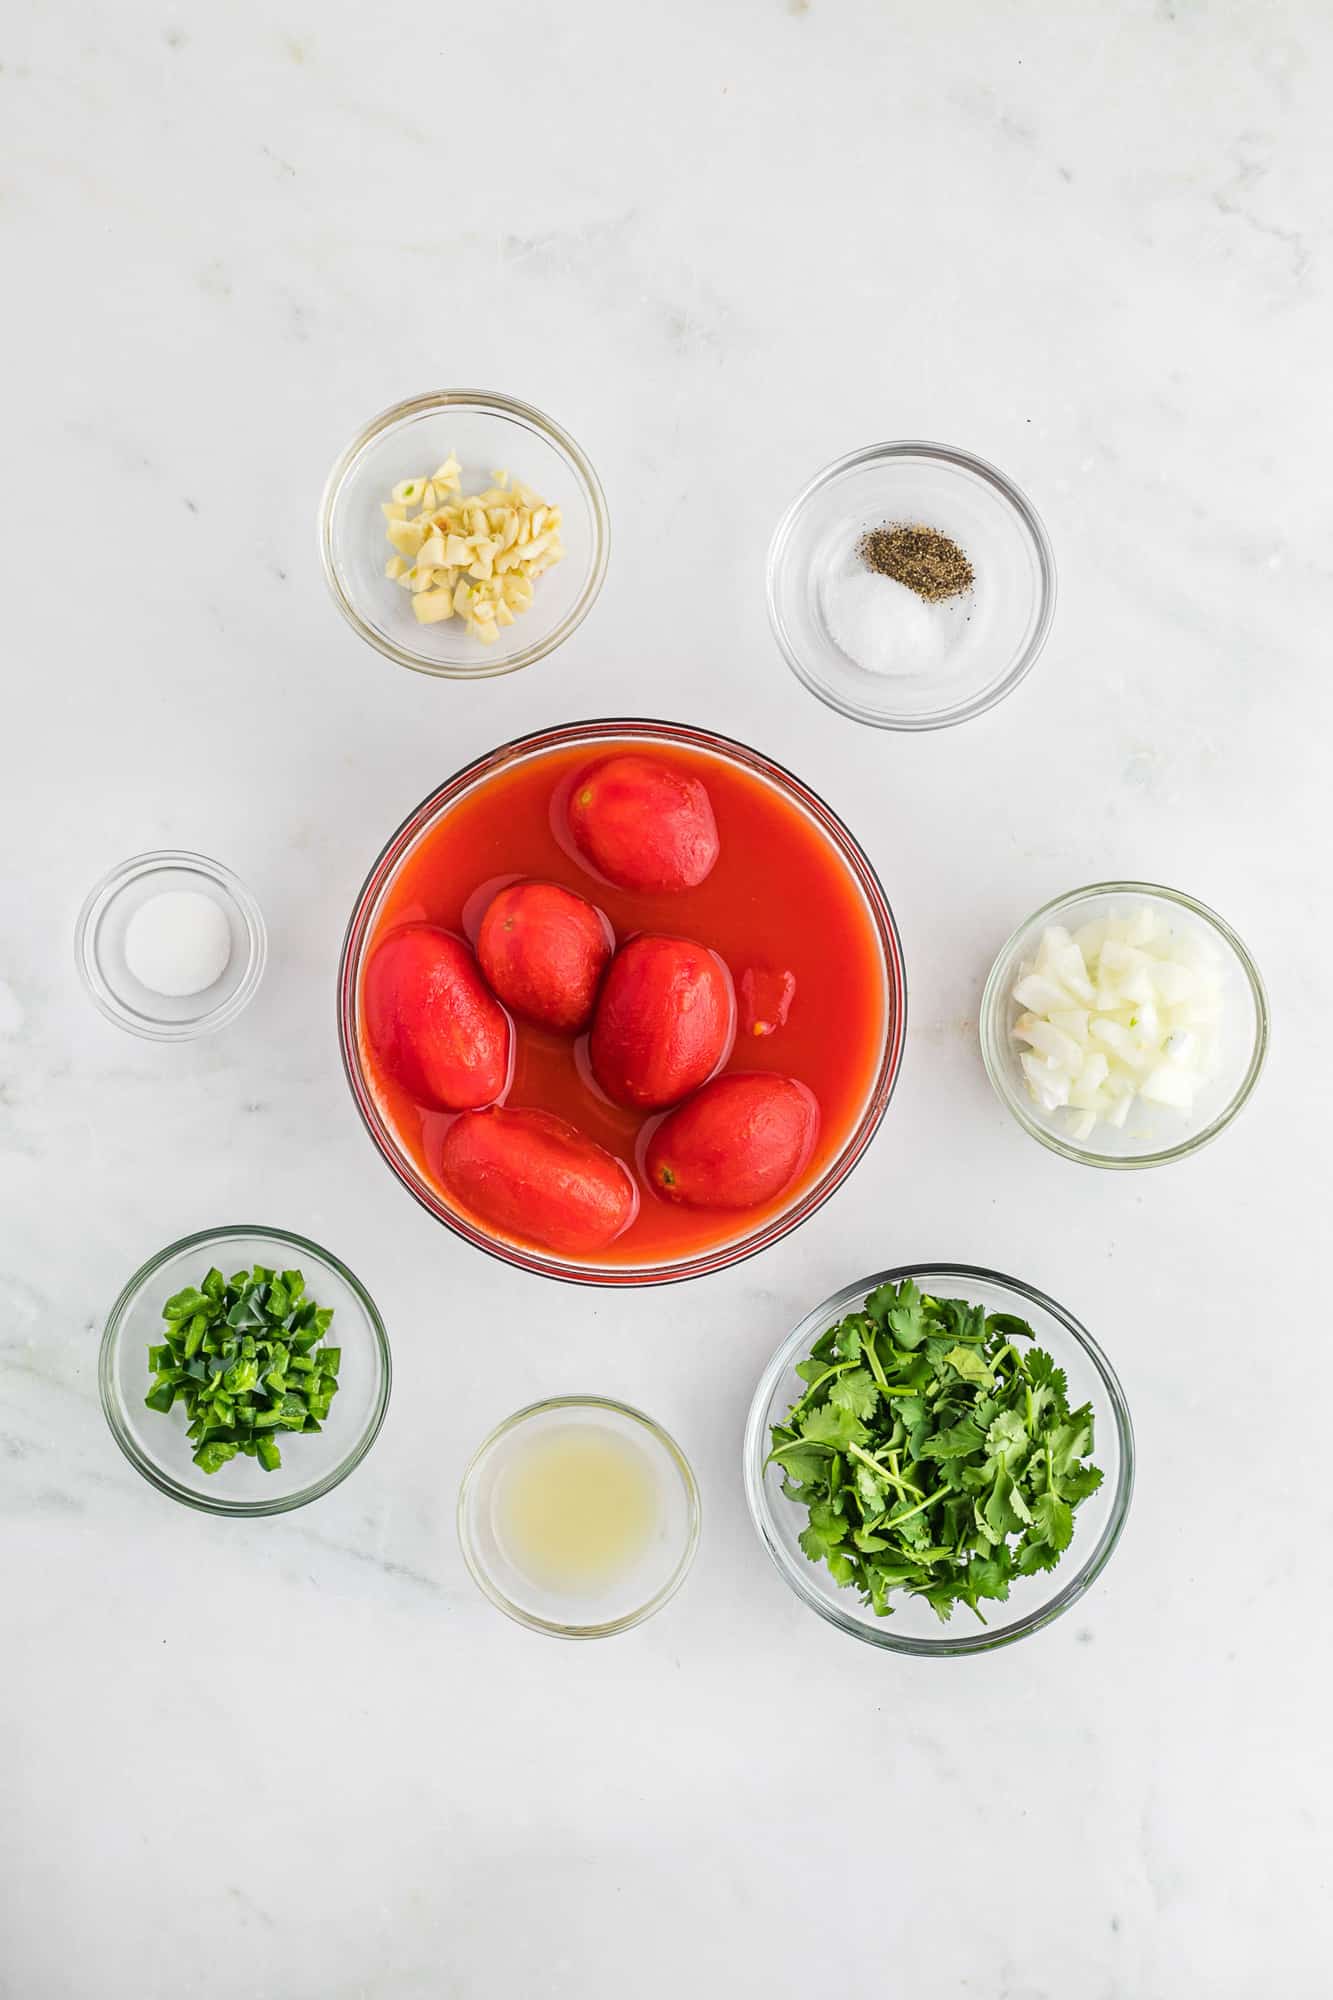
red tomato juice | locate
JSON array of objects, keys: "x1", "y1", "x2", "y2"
[{"x1": 357, "y1": 737, "x2": 890, "y2": 1267}]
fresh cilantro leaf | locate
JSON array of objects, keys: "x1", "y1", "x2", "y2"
[
  {"x1": 1049, "y1": 1411, "x2": 1095, "y2": 1477},
  {"x1": 779, "y1": 1476, "x2": 816, "y2": 1503},
  {"x1": 1025, "y1": 1347, "x2": 1068, "y2": 1398},
  {"x1": 1060, "y1": 1464, "x2": 1105, "y2": 1504},
  {"x1": 1015, "y1": 1536, "x2": 1064, "y2": 1576},
  {"x1": 863, "y1": 1284, "x2": 897, "y2": 1326},
  {"x1": 1024, "y1": 1347, "x2": 1069, "y2": 1428},
  {"x1": 871, "y1": 1561, "x2": 927, "y2": 1587},
  {"x1": 943, "y1": 1345, "x2": 995, "y2": 1389},
  {"x1": 854, "y1": 1463, "x2": 888, "y2": 1516},
  {"x1": 918, "y1": 1416, "x2": 984, "y2": 1461},
  {"x1": 807, "y1": 1499, "x2": 849, "y2": 1546},
  {"x1": 885, "y1": 1280, "x2": 929, "y2": 1349},
  {"x1": 853, "y1": 1528, "x2": 890, "y2": 1553},
  {"x1": 828, "y1": 1368, "x2": 879, "y2": 1422},
  {"x1": 798, "y1": 1525, "x2": 829, "y2": 1565},
  {"x1": 983, "y1": 1468, "x2": 1024, "y2": 1539},
  {"x1": 767, "y1": 1441, "x2": 830, "y2": 1485},
  {"x1": 834, "y1": 1314, "x2": 867, "y2": 1362},
  {"x1": 1032, "y1": 1491, "x2": 1073, "y2": 1551},
  {"x1": 922, "y1": 1582, "x2": 964, "y2": 1621},
  {"x1": 969, "y1": 1553, "x2": 1013, "y2": 1601},
  {"x1": 985, "y1": 1410, "x2": 1028, "y2": 1465},
  {"x1": 893, "y1": 1508, "x2": 932, "y2": 1550},
  {"x1": 937, "y1": 1297, "x2": 986, "y2": 1345},
  {"x1": 987, "y1": 1311, "x2": 1039, "y2": 1346},
  {"x1": 801, "y1": 1403, "x2": 869, "y2": 1450}
]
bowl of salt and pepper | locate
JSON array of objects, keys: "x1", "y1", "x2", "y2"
[{"x1": 766, "y1": 439, "x2": 1056, "y2": 731}]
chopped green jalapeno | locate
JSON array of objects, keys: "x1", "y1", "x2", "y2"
[{"x1": 143, "y1": 1265, "x2": 342, "y2": 1474}]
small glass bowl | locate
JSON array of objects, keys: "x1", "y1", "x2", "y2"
[
  {"x1": 319, "y1": 389, "x2": 609, "y2": 679},
  {"x1": 980, "y1": 882, "x2": 1269, "y2": 1169},
  {"x1": 337, "y1": 718, "x2": 907, "y2": 1286},
  {"x1": 767, "y1": 440, "x2": 1056, "y2": 730},
  {"x1": 75, "y1": 851, "x2": 266, "y2": 1041},
  {"x1": 457, "y1": 1396, "x2": 700, "y2": 1639},
  {"x1": 100, "y1": 1226, "x2": 391, "y2": 1516},
  {"x1": 744, "y1": 1264, "x2": 1134, "y2": 1656}
]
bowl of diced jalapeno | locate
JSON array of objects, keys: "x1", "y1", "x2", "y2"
[{"x1": 100, "y1": 1225, "x2": 391, "y2": 1516}]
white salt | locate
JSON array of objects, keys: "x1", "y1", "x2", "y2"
[
  {"x1": 124, "y1": 891, "x2": 232, "y2": 998},
  {"x1": 820, "y1": 567, "x2": 952, "y2": 678}
]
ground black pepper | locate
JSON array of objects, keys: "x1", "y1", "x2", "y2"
[{"x1": 858, "y1": 522, "x2": 974, "y2": 601}]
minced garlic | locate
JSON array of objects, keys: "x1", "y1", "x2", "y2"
[{"x1": 380, "y1": 455, "x2": 564, "y2": 641}]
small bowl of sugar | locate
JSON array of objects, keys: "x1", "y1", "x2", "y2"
[
  {"x1": 767, "y1": 440, "x2": 1056, "y2": 731},
  {"x1": 75, "y1": 851, "x2": 266, "y2": 1040}
]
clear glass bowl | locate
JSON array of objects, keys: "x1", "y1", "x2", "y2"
[
  {"x1": 319, "y1": 389, "x2": 609, "y2": 679},
  {"x1": 337, "y1": 718, "x2": 907, "y2": 1286},
  {"x1": 457, "y1": 1395, "x2": 700, "y2": 1639},
  {"x1": 75, "y1": 851, "x2": 266, "y2": 1041},
  {"x1": 980, "y1": 882, "x2": 1269, "y2": 1169},
  {"x1": 767, "y1": 440, "x2": 1056, "y2": 730},
  {"x1": 100, "y1": 1226, "x2": 391, "y2": 1516},
  {"x1": 744, "y1": 1264, "x2": 1134, "y2": 1656}
]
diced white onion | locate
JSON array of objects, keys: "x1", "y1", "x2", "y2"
[
  {"x1": 1009, "y1": 903, "x2": 1225, "y2": 1143},
  {"x1": 1013, "y1": 972, "x2": 1074, "y2": 1014},
  {"x1": 1049, "y1": 1008, "x2": 1089, "y2": 1044}
]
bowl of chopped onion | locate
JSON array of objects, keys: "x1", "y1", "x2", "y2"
[
  {"x1": 980, "y1": 882, "x2": 1269, "y2": 1168},
  {"x1": 319, "y1": 390, "x2": 609, "y2": 679}
]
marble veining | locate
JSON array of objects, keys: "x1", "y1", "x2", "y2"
[{"x1": 3, "y1": 1, "x2": 1330, "y2": 1995}]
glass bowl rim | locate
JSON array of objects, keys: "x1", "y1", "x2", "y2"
[
  {"x1": 456, "y1": 1393, "x2": 702, "y2": 1640},
  {"x1": 74, "y1": 849, "x2": 268, "y2": 1043},
  {"x1": 99, "y1": 1223, "x2": 392, "y2": 1517},
  {"x1": 336, "y1": 715, "x2": 908, "y2": 1286},
  {"x1": 765, "y1": 437, "x2": 1057, "y2": 732},
  {"x1": 979, "y1": 879, "x2": 1270, "y2": 1169},
  {"x1": 317, "y1": 387, "x2": 610, "y2": 680},
  {"x1": 743, "y1": 1260, "x2": 1135, "y2": 1657}
]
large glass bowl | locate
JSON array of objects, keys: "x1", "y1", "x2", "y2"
[
  {"x1": 980, "y1": 882, "x2": 1269, "y2": 1169},
  {"x1": 338, "y1": 719, "x2": 907, "y2": 1286},
  {"x1": 100, "y1": 1226, "x2": 392, "y2": 1517},
  {"x1": 319, "y1": 389, "x2": 609, "y2": 679},
  {"x1": 744, "y1": 1264, "x2": 1134, "y2": 1656}
]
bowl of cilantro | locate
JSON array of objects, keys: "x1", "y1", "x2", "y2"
[{"x1": 744, "y1": 1265, "x2": 1133, "y2": 1654}]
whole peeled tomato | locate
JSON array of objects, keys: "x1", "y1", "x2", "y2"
[
  {"x1": 645, "y1": 1072, "x2": 820, "y2": 1210},
  {"x1": 363, "y1": 923, "x2": 511, "y2": 1112},
  {"x1": 590, "y1": 934, "x2": 734, "y2": 1110},
  {"x1": 477, "y1": 880, "x2": 611, "y2": 1034},
  {"x1": 567, "y1": 754, "x2": 720, "y2": 893},
  {"x1": 438, "y1": 1107, "x2": 638, "y2": 1255}
]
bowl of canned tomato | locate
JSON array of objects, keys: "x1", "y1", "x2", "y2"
[{"x1": 338, "y1": 719, "x2": 906, "y2": 1285}]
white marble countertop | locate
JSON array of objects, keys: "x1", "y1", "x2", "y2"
[{"x1": 4, "y1": 3, "x2": 1329, "y2": 1995}]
